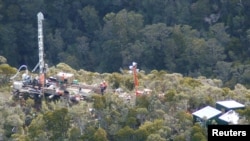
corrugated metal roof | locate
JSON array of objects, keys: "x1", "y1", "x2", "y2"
[
  {"x1": 218, "y1": 110, "x2": 239, "y2": 124},
  {"x1": 216, "y1": 100, "x2": 245, "y2": 109},
  {"x1": 192, "y1": 106, "x2": 222, "y2": 119}
]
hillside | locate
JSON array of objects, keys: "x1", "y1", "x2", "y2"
[{"x1": 0, "y1": 63, "x2": 249, "y2": 140}]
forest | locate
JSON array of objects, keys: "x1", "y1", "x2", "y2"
[
  {"x1": 1, "y1": 0, "x2": 250, "y2": 88},
  {"x1": 1, "y1": 0, "x2": 250, "y2": 140}
]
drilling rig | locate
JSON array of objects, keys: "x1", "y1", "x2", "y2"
[
  {"x1": 10, "y1": 12, "x2": 95, "y2": 106},
  {"x1": 10, "y1": 12, "x2": 47, "y2": 101}
]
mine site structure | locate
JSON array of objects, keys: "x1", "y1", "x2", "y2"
[
  {"x1": 10, "y1": 12, "x2": 47, "y2": 102},
  {"x1": 10, "y1": 12, "x2": 94, "y2": 107},
  {"x1": 32, "y1": 12, "x2": 47, "y2": 86},
  {"x1": 129, "y1": 62, "x2": 140, "y2": 96}
]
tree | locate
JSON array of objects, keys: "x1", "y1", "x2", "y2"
[
  {"x1": 126, "y1": 108, "x2": 138, "y2": 128},
  {"x1": 45, "y1": 29, "x2": 65, "y2": 65},
  {"x1": 28, "y1": 114, "x2": 47, "y2": 141},
  {"x1": 189, "y1": 0, "x2": 211, "y2": 29},
  {"x1": 214, "y1": 61, "x2": 232, "y2": 83},
  {"x1": 58, "y1": 52, "x2": 79, "y2": 69},
  {"x1": 190, "y1": 123, "x2": 207, "y2": 141},
  {"x1": 238, "y1": 106, "x2": 250, "y2": 124},
  {"x1": 230, "y1": 64, "x2": 250, "y2": 89},
  {"x1": 134, "y1": 127, "x2": 148, "y2": 141},
  {"x1": 92, "y1": 94, "x2": 106, "y2": 110},
  {"x1": 1, "y1": 106, "x2": 25, "y2": 140},
  {"x1": 98, "y1": 9, "x2": 144, "y2": 72},
  {"x1": 167, "y1": 24, "x2": 205, "y2": 75},
  {"x1": 0, "y1": 64, "x2": 16, "y2": 85},
  {"x1": 43, "y1": 108, "x2": 70, "y2": 140},
  {"x1": 136, "y1": 95, "x2": 150, "y2": 108},
  {"x1": 140, "y1": 23, "x2": 172, "y2": 70},
  {"x1": 0, "y1": 24, "x2": 19, "y2": 66},
  {"x1": 68, "y1": 127, "x2": 81, "y2": 141},
  {"x1": 81, "y1": 126, "x2": 97, "y2": 141},
  {"x1": 68, "y1": 102, "x2": 91, "y2": 137},
  {"x1": 93, "y1": 128, "x2": 108, "y2": 141},
  {"x1": 146, "y1": 133, "x2": 166, "y2": 141},
  {"x1": 72, "y1": 36, "x2": 92, "y2": 70},
  {"x1": 78, "y1": 5, "x2": 101, "y2": 37},
  {"x1": 202, "y1": 38, "x2": 226, "y2": 76},
  {"x1": 0, "y1": 56, "x2": 7, "y2": 64},
  {"x1": 15, "y1": 23, "x2": 37, "y2": 66},
  {"x1": 140, "y1": 0, "x2": 191, "y2": 25},
  {"x1": 115, "y1": 126, "x2": 134, "y2": 141},
  {"x1": 139, "y1": 119, "x2": 164, "y2": 135}
]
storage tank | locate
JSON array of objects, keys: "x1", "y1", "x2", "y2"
[{"x1": 13, "y1": 81, "x2": 23, "y2": 90}]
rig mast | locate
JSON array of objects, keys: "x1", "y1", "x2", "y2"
[
  {"x1": 32, "y1": 12, "x2": 47, "y2": 86},
  {"x1": 32, "y1": 12, "x2": 45, "y2": 73},
  {"x1": 37, "y1": 12, "x2": 45, "y2": 74}
]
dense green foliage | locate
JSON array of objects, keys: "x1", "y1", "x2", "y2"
[
  {"x1": 0, "y1": 63, "x2": 250, "y2": 140},
  {"x1": 1, "y1": 0, "x2": 250, "y2": 88}
]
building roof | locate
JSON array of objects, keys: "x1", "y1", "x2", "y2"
[
  {"x1": 216, "y1": 100, "x2": 245, "y2": 109},
  {"x1": 218, "y1": 110, "x2": 239, "y2": 124},
  {"x1": 192, "y1": 106, "x2": 222, "y2": 120}
]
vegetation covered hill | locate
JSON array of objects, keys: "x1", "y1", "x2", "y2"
[
  {"x1": 1, "y1": 1, "x2": 250, "y2": 140},
  {"x1": 0, "y1": 63, "x2": 250, "y2": 141}
]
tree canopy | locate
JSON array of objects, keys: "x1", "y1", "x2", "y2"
[{"x1": 1, "y1": 1, "x2": 250, "y2": 88}]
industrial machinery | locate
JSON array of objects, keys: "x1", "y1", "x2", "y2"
[
  {"x1": 10, "y1": 12, "x2": 94, "y2": 106},
  {"x1": 10, "y1": 65, "x2": 94, "y2": 103}
]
